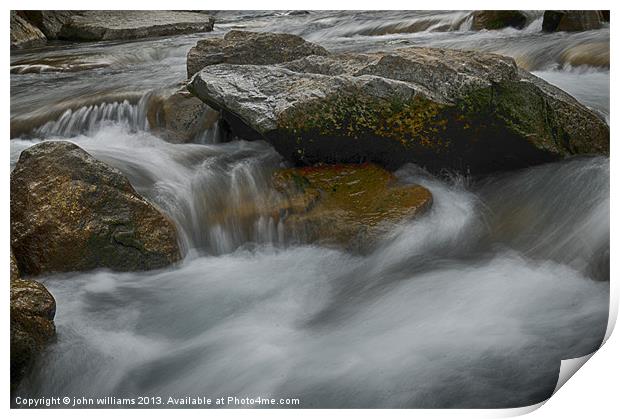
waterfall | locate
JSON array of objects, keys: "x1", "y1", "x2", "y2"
[{"x1": 32, "y1": 95, "x2": 151, "y2": 138}]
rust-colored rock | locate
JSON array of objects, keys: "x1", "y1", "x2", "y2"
[{"x1": 271, "y1": 163, "x2": 433, "y2": 249}]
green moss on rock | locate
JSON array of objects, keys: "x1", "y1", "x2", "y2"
[{"x1": 279, "y1": 91, "x2": 450, "y2": 150}]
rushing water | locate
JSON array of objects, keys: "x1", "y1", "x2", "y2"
[{"x1": 10, "y1": 11, "x2": 609, "y2": 408}]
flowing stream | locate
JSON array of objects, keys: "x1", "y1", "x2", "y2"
[{"x1": 10, "y1": 11, "x2": 609, "y2": 408}]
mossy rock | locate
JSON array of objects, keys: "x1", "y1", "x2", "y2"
[
  {"x1": 189, "y1": 45, "x2": 608, "y2": 175},
  {"x1": 271, "y1": 163, "x2": 433, "y2": 249}
]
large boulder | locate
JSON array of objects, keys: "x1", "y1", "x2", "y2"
[
  {"x1": 10, "y1": 11, "x2": 46, "y2": 49},
  {"x1": 187, "y1": 30, "x2": 329, "y2": 77},
  {"x1": 11, "y1": 141, "x2": 182, "y2": 276},
  {"x1": 11, "y1": 279, "x2": 56, "y2": 388},
  {"x1": 542, "y1": 11, "x2": 603, "y2": 32},
  {"x1": 56, "y1": 10, "x2": 214, "y2": 42},
  {"x1": 271, "y1": 164, "x2": 432, "y2": 249},
  {"x1": 188, "y1": 45, "x2": 609, "y2": 174},
  {"x1": 471, "y1": 10, "x2": 527, "y2": 30}
]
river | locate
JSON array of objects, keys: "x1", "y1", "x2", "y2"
[{"x1": 10, "y1": 10, "x2": 609, "y2": 408}]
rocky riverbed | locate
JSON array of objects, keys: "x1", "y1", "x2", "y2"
[{"x1": 10, "y1": 10, "x2": 609, "y2": 408}]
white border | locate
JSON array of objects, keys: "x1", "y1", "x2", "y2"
[{"x1": 3, "y1": 1, "x2": 617, "y2": 417}]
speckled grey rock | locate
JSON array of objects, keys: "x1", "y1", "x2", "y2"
[
  {"x1": 58, "y1": 10, "x2": 214, "y2": 41},
  {"x1": 187, "y1": 30, "x2": 329, "y2": 77},
  {"x1": 188, "y1": 45, "x2": 609, "y2": 174}
]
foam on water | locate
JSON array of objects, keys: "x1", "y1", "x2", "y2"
[{"x1": 14, "y1": 153, "x2": 608, "y2": 407}]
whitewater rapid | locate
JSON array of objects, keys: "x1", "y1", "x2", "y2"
[{"x1": 11, "y1": 127, "x2": 609, "y2": 407}]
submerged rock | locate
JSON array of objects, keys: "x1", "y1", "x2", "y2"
[
  {"x1": 57, "y1": 10, "x2": 214, "y2": 42},
  {"x1": 561, "y1": 42, "x2": 610, "y2": 68},
  {"x1": 471, "y1": 10, "x2": 527, "y2": 30},
  {"x1": 11, "y1": 279, "x2": 56, "y2": 388},
  {"x1": 188, "y1": 44, "x2": 609, "y2": 174},
  {"x1": 11, "y1": 141, "x2": 182, "y2": 276},
  {"x1": 542, "y1": 11, "x2": 603, "y2": 32},
  {"x1": 10, "y1": 11, "x2": 46, "y2": 49},
  {"x1": 187, "y1": 30, "x2": 329, "y2": 77},
  {"x1": 271, "y1": 164, "x2": 432, "y2": 249},
  {"x1": 146, "y1": 86, "x2": 220, "y2": 143}
]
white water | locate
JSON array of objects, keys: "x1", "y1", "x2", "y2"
[
  {"x1": 10, "y1": 10, "x2": 609, "y2": 408},
  {"x1": 11, "y1": 128, "x2": 609, "y2": 407}
]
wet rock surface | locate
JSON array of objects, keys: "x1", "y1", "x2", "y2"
[
  {"x1": 146, "y1": 86, "x2": 220, "y2": 143},
  {"x1": 12, "y1": 10, "x2": 215, "y2": 46},
  {"x1": 58, "y1": 11, "x2": 215, "y2": 42},
  {"x1": 188, "y1": 39, "x2": 609, "y2": 174},
  {"x1": 271, "y1": 163, "x2": 433, "y2": 249},
  {"x1": 10, "y1": 141, "x2": 182, "y2": 276},
  {"x1": 542, "y1": 11, "x2": 604, "y2": 32},
  {"x1": 11, "y1": 279, "x2": 56, "y2": 388},
  {"x1": 471, "y1": 11, "x2": 527, "y2": 30},
  {"x1": 187, "y1": 30, "x2": 329, "y2": 77},
  {"x1": 20, "y1": 10, "x2": 73, "y2": 39},
  {"x1": 10, "y1": 11, "x2": 46, "y2": 49}
]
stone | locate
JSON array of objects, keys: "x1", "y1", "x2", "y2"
[
  {"x1": 188, "y1": 45, "x2": 609, "y2": 174},
  {"x1": 11, "y1": 141, "x2": 182, "y2": 276},
  {"x1": 20, "y1": 10, "x2": 73, "y2": 39},
  {"x1": 542, "y1": 11, "x2": 603, "y2": 32},
  {"x1": 57, "y1": 10, "x2": 214, "y2": 42},
  {"x1": 10, "y1": 11, "x2": 46, "y2": 49},
  {"x1": 10, "y1": 279, "x2": 56, "y2": 388},
  {"x1": 271, "y1": 163, "x2": 432, "y2": 249},
  {"x1": 11, "y1": 251, "x2": 20, "y2": 281},
  {"x1": 146, "y1": 87, "x2": 220, "y2": 143},
  {"x1": 187, "y1": 30, "x2": 329, "y2": 77},
  {"x1": 561, "y1": 42, "x2": 609, "y2": 68},
  {"x1": 471, "y1": 10, "x2": 527, "y2": 30}
]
